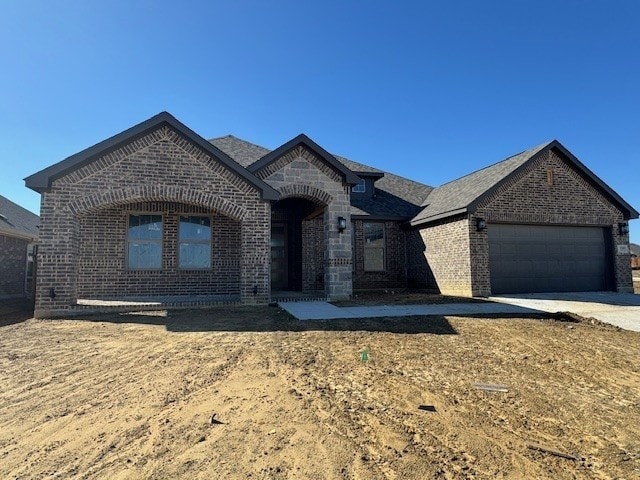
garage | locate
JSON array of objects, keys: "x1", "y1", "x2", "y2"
[{"x1": 488, "y1": 224, "x2": 613, "y2": 294}]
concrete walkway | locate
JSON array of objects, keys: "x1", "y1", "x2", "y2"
[
  {"x1": 489, "y1": 292, "x2": 640, "y2": 332},
  {"x1": 278, "y1": 300, "x2": 538, "y2": 321},
  {"x1": 280, "y1": 291, "x2": 640, "y2": 333}
]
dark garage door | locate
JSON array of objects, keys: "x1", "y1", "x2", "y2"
[{"x1": 488, "y1": 224, "x2": 612, "y2": 294}]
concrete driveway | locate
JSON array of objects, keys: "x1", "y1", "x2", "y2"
[{"x1": 489, "y1": 292, "x2": 640, "y2": 332}]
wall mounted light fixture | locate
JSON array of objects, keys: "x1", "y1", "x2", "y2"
[
  {"x1": 618, "y1": 222, "x2": 630, "y2": 235},
  {"x1": 337, "y1": 216, "x2": 347, "y2": 232},
  {"x1": 476, "y1": 218, "x2": 487, "y2": 231}
]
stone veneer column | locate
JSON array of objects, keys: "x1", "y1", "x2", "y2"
[{"x1": 324, "y1": 186, "x2": 352, "y2": 301}]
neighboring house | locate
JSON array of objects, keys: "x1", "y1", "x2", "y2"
[
  {"x1": 25, "y1": 112, "x2": 638, "y2": 317},
  {"x1": 0, "y1": 195, "x2": 39, "y2": 300},
  {"x1": 631, "y1": 243, "x2": 640, "y2": 269}
]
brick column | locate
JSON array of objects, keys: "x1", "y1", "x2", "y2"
[
  {"x1": 240, "y1": 205, "x2": 270, "y2": 304},
  {"x1": 34, "y1": 195, "x2": 80, "y2": 318}
]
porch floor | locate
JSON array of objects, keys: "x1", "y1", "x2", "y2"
[{"x1": 76, "y1": 295, "x2": 241, "y2": 309}]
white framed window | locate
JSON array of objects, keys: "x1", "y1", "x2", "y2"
[
  {"x1": 128, "y1": 214, "x2": 163, "y2": 269},
  {"x1": 352, "y1": 179, "x2": 366, "y2": 193},
  {"x1": 179, "y1": 216, "x2": 211, "y2": 269},
  {"x1": 363, "y1": 222, "x2": 385, "y2": 271}
]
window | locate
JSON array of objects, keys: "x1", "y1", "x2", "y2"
[
  {"x1": 352, "y1": 179, "x2": 366, "y2": 193},
  {"x1": 363, "y1": 222, "x2": 385, "y2": 271},
  {"x1": 128, "y1": 214, "x2": 163, "y2": 269},
  {"x1": 179, "y1": 216, "x2": 211, "y2": 269}
]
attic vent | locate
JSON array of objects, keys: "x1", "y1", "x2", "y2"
[{"x1": 546, "y1": 168, "x2": 554, "y2": 185}]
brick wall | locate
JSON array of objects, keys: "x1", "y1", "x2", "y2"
[
  {"x1": 472, "y1": 149, "x2": 633, "y2": 294},
  {"x1": 301, "y1": 217, "x2": 324, "y2": 291},
  {"x1": 0, "y1": 234, "x2": 28, "y2": 298},
  {"x1": 35, "y1": 125, "x2": 271, "y2": 317},
  {"x1": 77, "y1": 202, "x2": 241, "y2": 298},
  {"x1": 417, "y1": 216, "x2": 474, "y2": 296},
  {"x1": 352, "y1": 220, "x2": 406, "y2": 290},
  {"x1": 405, "y1": 229, "x2": 437, "y2": 289}
]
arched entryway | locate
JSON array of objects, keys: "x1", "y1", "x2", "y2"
[{"x1": 271, "y1": 198, "x2": 325, "y2": 294}]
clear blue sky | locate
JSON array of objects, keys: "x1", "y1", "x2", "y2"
[{"x1": 1, "y1": 1, "x2": 639, "y2": 242}]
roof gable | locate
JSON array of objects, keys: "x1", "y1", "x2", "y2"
[
  {"x1": 25, "y1": 112, "x2": 279, "y2": 201},
  {"x1": 0, "y1": 195, "x2": 39, "y2": 240},
  {"x1": 411, "y1": 140, "x2": 639, "y2": 226},
  {"x1": 210, "y1": 134, "x2": 433, "y2": 219},
  {"x1": 248, "y1": 134, "x2": 361, "y2": 185}
]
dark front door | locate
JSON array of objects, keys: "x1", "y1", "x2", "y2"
[{"x1": 271, "y1": 223, "x2": 288, "y2": 290}]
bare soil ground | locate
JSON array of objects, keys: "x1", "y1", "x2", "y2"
[{"x1": 1, "y1": 306, "x2": 640, "y2": 479}]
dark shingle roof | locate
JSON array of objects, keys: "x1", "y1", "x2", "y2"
[
  {"x1": 210, "y1": 135, "x2": 433, "y2": 220},
  {"x1": 631, "y1": 243, "x2": 640, "y2": 256},
  {"x1": 411, "y1": 139, "x2": 639, "y2": 225},
  {"x1": 0, "y1": 195, "x2": 39, "y2": 240},
  {"x1": 209, "y1": 135, "x2": 270, "y2": 168},
  {"x1": 411, "y1": 141, "x2": 553, "y2": 225}
]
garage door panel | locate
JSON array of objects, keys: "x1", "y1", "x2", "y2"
[{"x1": 488, "y1": 224, "x2": 611, "y2": 294}]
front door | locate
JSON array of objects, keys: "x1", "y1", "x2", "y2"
[{"x1": 271, "y1": 223, "x2": 288, "y2": 290}]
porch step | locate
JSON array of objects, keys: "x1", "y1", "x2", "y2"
[{"x1": 271, "y1": 291, "x2": 327, "y2": 303}]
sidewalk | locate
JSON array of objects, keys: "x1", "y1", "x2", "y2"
[{"x1": 278, "y1": 300, "x2": 538, "y2": 320}]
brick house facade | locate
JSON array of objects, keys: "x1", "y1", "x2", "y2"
[
  {"x1": 0, "y1": 195, "x2": 39, "y2": 300},
  {"x1": 25, "y1": 113, "x2": 637, "y2": 317}
]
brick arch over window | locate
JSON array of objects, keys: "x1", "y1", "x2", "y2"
[
  {"x1": 67, "y1": 185, "x2": 248, "y2": 221},
  {"x1": 277, "y1": 184, "x2": 333, "y2": 207}
]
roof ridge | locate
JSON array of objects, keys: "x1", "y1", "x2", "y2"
[
  {"x1": 211, "y1": 135, "x2": 433, "y2": 191},
  {"x1": 334, "y1": 155, "x2": 434, "y2": 191},
  {"x1": 430, "y1": 140, "x2": 554, "y2": 191},
  {"x1": 208, "y1": 134, "x2": 271, "y2": 153}
]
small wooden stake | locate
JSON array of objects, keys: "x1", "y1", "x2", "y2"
[{"x1": 527, "y1": 442, "x2": 580, "y2": 461}]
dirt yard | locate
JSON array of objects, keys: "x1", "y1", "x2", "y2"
[{"x1": 1, "y1": 307, "x2": 640, "y2": 479}]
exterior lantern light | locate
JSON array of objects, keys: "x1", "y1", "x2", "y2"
[
  {"x1": 476, "y1": 217, "x2": 487, "y2": 232},
  {"x1": 337, "y1": 216, "x2": 347, "y2": 232},
  {"x1": 618, "y1": 222, "x2": 630, "y2": 235}
]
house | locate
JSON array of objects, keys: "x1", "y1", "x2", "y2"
[
  {"x1": 631, "y1": 243, "x2": 640, "y2": 270},
  {"x1": 25, "y1": 112, "x2": 638, "y2": 317},
  {"x1": 0, "y1": 195, "x2": 39, "y2": 300}
]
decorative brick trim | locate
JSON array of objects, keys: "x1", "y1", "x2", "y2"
[
  {"x1": 68, "y1": 185, "x2": 248, "y2": 221},
  {"x1": 58, "y1": 126, "x2": 258, "y2": 196},
  {"x1": 327, "y1": 258, "x2": 352, "y2": 266},
  {"x1": 277, "y1": 184, "x2": 333, "y2": 206},
  {"x1": 256, "y1": 145, "x2": 342, "y2": 183}
]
